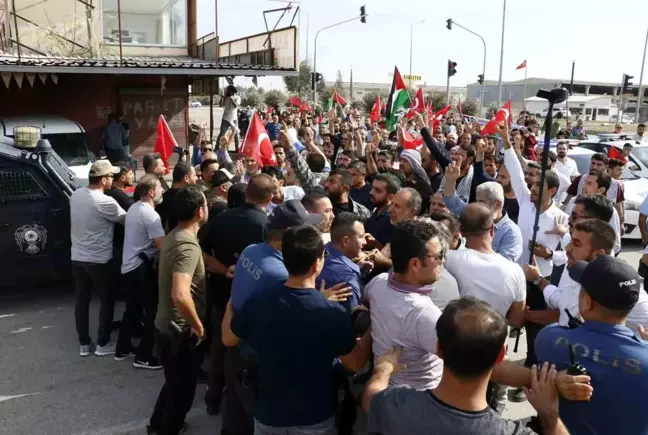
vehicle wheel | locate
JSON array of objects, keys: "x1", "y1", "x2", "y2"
[{"x1": 535, "y1": 113, "x2": 542, "y2": 118}]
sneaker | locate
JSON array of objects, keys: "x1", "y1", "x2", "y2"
[
  {"x1": 114, "y1": 351, "x2": 135, "y2": 361},
  {"x1": 133, "y1": 357, "x2": 163, "y2": 370},
  {"x1": 94, "y1": 343, "x2": 116, "y2": 356},
  {"x1": 80, "y1": 343, "x2": 95, "y2": 357}
]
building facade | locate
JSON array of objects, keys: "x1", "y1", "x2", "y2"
[{"x1": 325, "y1": 81, "x2": 467, "y2": 103}]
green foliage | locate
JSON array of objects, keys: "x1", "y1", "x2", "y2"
[
  {"x1": 334, "y1": 70, "x2": 347, "y2": 99},
  {"x1": 241, "y1": 87, "x2": 265, "y2": 108},
  {"x1": 361, "y1": 90, "x2": 388, "y2": 112},
  {"x1": 283, "y1": 61, "x2": 313, "y2": 98},
  {"x1": 264, "y1": 89, "x2": 288, "y2": 109},
  {"x1": 461, "y1": 99, "x2": 479, "y2": 117},
  {"x1": 426, "y1": 91, "x2": 447, "y2": 111},
  {"x1": 350, "y1": 100, "x2": 363, "y2": 110}
]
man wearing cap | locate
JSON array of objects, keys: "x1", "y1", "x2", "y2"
[
  {"x1": 535, "y1": 255, "x2": 648, "y2": 435},
  {"x1": 70, "y1": 160, "x2": 127, "y2": 357},
  {"x1": 205, "y1": 169, "x2": 234, "y2": 216}
]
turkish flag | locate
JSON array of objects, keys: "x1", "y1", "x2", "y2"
[
  {"x1": 609, "y1": 146, "x2": 628, "y2": 164},
  {"x1": 402, "y1": 130, "x2": 424, "y2": 151},
  {"x1": 406, "y1": 108, "x2": 416, "y2": 120},
  {"x1": 433, "y1": 104, "x2": 452, "y2": 131},
  {"x1": 290, "y1": 96, "x2": 302, "y2": 107},
  {"x1": 240, "y1": 112, "x2": 276, "y2": 167},
  {"x1": 412, "y1": 88, "x2": 425, "y2": 113},
  {"x1": 154, "y1": 115, "x2": 178, "y2": 174},
  {"x1": 299, "y1": 101, "x2": 309, "y2": 113},
  {"x1": 480, "y1": 100, "x2": 512, "y2": 136},
  {"x1": 370, "y1": 97, "x2": 381, "y2": 122},
  {"x1": 426, "y1": 104, "x2": 434, "y2": 121},
  {"x1": 516, "y1": 60, "x2": 527, "y2": 70},
  {"x1": 265, "y1": 106, "x2": 274, "y2": 116}
]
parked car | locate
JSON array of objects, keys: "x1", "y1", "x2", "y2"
[
  {"x1": 576, "y1": 138, "x2": 648, "y2": 179},
  {"x1": 0, "y1": 116, "x2": 94, "y2": 187},
  {"x1": 612, "y1": 114, "x2": 634, "y2": 124},
  {"x1": 189, "y1": 100, "x2": 202, "y2": 108},
  {"x1": 535, "y1": 107, "x2": 570, "y2": 119}
]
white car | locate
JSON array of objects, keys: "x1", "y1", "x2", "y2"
[
  {"x1": 0, "y1": 116, "x2": 94, "y2": 187},
  {"x1": 577, "y1": 139, "x2": 648, "y2": 179},
  {"x1": 189, "y1": 101, "x2": 202, "y2": 108},
  {"x1": 535, "y1": 107, "x2": 570, "y2": 119},
  {"x1": 612, "y1": 114, "x2": 634, "y2": 124}
]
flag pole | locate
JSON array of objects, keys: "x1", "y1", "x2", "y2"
[{"x1": 523, "y1": 62, "x2": 528, "y2": 111}]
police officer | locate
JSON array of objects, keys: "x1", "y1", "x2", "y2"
[
  {"x1": 199, "y1": 174, "x2": 276, "y2": 414},
  {"x1": 536, "y1": 255, "x2": 648, "y2": 434}
]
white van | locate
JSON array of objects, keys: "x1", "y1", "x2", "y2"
[{"x1": 0, "y1": 116, "x2": 94, "y2": 187}]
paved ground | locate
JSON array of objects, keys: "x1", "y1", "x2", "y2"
[{"x1": 0, "y1": 240, "x2": 643, "y2": 434}]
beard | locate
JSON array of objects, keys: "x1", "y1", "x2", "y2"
[
  {"x1": 557, "y1": 152, "x2": 566, "y2": 158},
  {"x1": 328, "y1": 190, "x2": 343, "y2": 204}
]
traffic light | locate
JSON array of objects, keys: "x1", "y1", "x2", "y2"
[
  {"x1": 448, "y1": 60, "x2": 457, "y2": 77},
  {"x1": 360, "y1": 6, "x2": 366, "y2": 23},
  {"x1": 478, "y1": 74, "x2": 484, "y2": 85},
  {"x1": 312, "y1": 72, "x2": 323, "y2": 89},
  {"x1": 446, "y1": 19, "x2": 452, "y2": 30},
  {"x1": 622, "y1": 73, "x2": 634, "y2": 95}
]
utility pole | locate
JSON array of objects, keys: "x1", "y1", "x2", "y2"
[
  {"x1": 350, "y1": 66, "x2": 353, "y2": 101},
  {"x1": 636, "y1": 28, "x2": 647, "y2": 123},
  {"x1": 446, "y1": 19, "x2": 486, "y2": 113},
  {"x1": 565, "y1": 61, "x2": 575, "y2": 120},
  {"x1": 497, "y1": 0, "x2": 507, "y2": 105},
  {"x1": 446, "y1": 62, "x2": 451, "y2": 105}
]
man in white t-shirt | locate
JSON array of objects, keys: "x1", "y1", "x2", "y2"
[
  {"x1": 218, "y1": 85, "x2": 241, "y2": 149},
  {"x1": 553, "y1": 142, "x2": 579, "y2": 182},
  {"x1": 70, "y1": 160, "x2": 126, "y2": 358},
  {"x1": 115, "y1": 175, "x2": 166, "y2": 369},
  {"x1": 444, "y1": 203, "x2": 526, "y2": 327},
  {"x1": 367, "y1": 219, "x2": 447, "y2": 391}
]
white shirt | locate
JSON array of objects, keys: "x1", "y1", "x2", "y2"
[
  {"x1": 367, "y1": 273, "x2": 443, "y2": 391},
  {"x1": 223, "y1": 95, "x2": 241, "y2": 123},
  {"x1": 70, "y1": 188, "x2": 126, "y2": 263},
  {"x1": 544, "y1": 234, "x2": 581, "y2": 326},
  {"x1": 121, "y1": 201, "x2": 165, "y2": 274},
  {"x1": 633, "y1": 133, "x2": 647, "y2": 144},
  {"x1": 266, "y1": 186, "x2": 305, "y2": 213},
  {"x1": 504, "y1": 148, "x2": 569, "y2": 277},
  {"x1": 554, "y1": 157, "x2": 579, "y2": 181},
  {"x1": 445, "y1": 249, "x2": 526, "y2": 318},
  {"x1": 554, "y1": 170, "x2": 571, "y2": 206}
]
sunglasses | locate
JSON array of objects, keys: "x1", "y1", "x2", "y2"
[
  {"x1": 202, "y1": 147, "x2": 213, "y2": 153},
  {"x1": 427, "y1": 251, "x2": 445, "y2": 262}
]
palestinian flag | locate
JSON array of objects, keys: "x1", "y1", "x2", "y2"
[
  {"x1": 325, "y1": 91, "x2": 346, "y2": 116},
  {"x1": 385, "y1": 66, "x2": 410, "y2": 131}
]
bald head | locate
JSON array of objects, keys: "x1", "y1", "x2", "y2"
[
  {"x1": 246, "y1": 173, "x2": 276, "y2": 205},
  {"x1": 460, "y1": 203, "x2": 494, "y2": 236}
]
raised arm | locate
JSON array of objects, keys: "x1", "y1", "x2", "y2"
[
  {"x1": 416, "y1": 114, "x2": 452, "y2": 169},
  {"x1": 500, "y1": 123, "x2": 531, "y2": 205},
  {"x1": 442, "y1": 160, "x2": 468, "y2": 216}
]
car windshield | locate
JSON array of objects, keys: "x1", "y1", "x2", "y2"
[
  {"x1": 42, "y1": 133, "x2": 92, "y2": 166},
  {"x1": 631, "y1": 147, "x2": 648, "y2": 168}
]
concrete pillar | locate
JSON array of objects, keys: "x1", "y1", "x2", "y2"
[{"x1": 585, "y1": 85, "x2": 591, "y2": 95}]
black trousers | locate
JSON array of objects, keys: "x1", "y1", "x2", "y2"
[
  {"x1": 116, "y1": 262, "x2": 157, "y2": 360},
  {"x1": 72, "y1": 261, "x2": 116, "y2": 347},
  {"x1": 221, "y1": 347, "x2": 256, "y2": 435},
  {"x1": 206, "y1": 304, "x2": 226, "y2": 408},
  {"x1": 150, "y1": 330, "x2": 204, "y2": 435},
  {"x1": 217, "y1": 119, "x2": 239, "y2": 151},
  {"x1": 332, "y1": 369, "x2": 356, "y2": 435},
  {"x1": 524, "y1": 279, "x2": 549, "y2": 368},
  {"x1": 105, "y1": 147, "x2": 127, "y2": 165}
]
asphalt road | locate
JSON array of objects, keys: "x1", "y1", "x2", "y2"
[{"x1": 0, "y1": 240, "x2": 644, "y2": 434}]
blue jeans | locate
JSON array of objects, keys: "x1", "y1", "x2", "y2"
[{"x1": 254, "y1": 417, "x2": 336, "y2": 435}]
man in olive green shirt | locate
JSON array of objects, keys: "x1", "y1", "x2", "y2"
[{"x1": 149, "y1": 186, "x2": 209, "y2": 435}]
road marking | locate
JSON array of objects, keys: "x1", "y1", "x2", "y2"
[
  {"x1": 41, "y1": 326, "x2": 54, "y2": 329},
  {"x1": 0, "y1": 314, "x2": 16, "y2": 319},
  {"x1": 10, "y1": 327, "x2": 32, "y2": 334},
  {"x1": 0, "y1": 393, "x2": 38, "y2": 403}
]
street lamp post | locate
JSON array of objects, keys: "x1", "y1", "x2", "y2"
[
  {"x1": 497, "y1": 0, "x2": 507, "y2": 105},
  {"x1": 636, "y1": 27, "x2": 647, "y2": 123},
  {"x1": 409, "y1": 20, "x2": 426, "y2": 89},
  {"x1": 446, "y1": 19, "x2": 486, "y2": 112},
  {"x1": 313, "y1": 14, "x2": 367, "y2": 103},
  {"x1": 302, "y1": 10, "x2": 310, "y2": 62}
]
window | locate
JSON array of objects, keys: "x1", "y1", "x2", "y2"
[
  {"x1": 585, "y1": 108, "x2": 592, "y2": 115},
  {"x1": 598, "y1": 109, "x2": 609, "y2": 116},
  {"x1": 0, "y1": 170, "x2": 48, "y2": 202},
  {"x1": 101, "y1": 0, "x2": 187, "y2": 46}
]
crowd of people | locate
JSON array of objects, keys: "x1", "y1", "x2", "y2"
[{"x1": 69, "y1": 98, "x2": 648, "y2": 435}]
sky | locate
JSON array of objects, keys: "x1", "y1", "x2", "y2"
[{"x1": 197, "y1": 0, "x2": 648, "y2": 91}]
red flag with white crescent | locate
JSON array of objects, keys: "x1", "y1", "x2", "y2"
[
  {"x1": 412, "y1": 88, "x2": 425, "y2": 113},
  {"x1": 402, "y1": 130, "x2": 424, "y2": 151},
  {"x1": 240, "y1": 112, "x2": 276, "y2": 167},
  {"x1": 370, "y1": 97, "x2": 381, "y2": 122},
  {"x1": 480, "y1": 100, "x2": 512, "y2": 136}
]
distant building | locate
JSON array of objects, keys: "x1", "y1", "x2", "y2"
[
  {"x1": 467, "y1": 78, "x2": 647, "y2": 121},
  {"x1": 325, "y1": 81, "x2": 467, "y2": 103},
  {"x1": 525, "y1": 95, "x2": 619, "y2": 123}
]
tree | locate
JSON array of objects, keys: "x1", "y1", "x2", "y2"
[
  {"x1": 426, "y1": 91, "x2": 447, "y2": 111},
  {"x1": 318, "y1": 86, "x2": 333, "y2": 105},
  {"x1": 264, "y1": 89, "x2": 287, "y2": 109},
  {"x1": 350, "y1": 100, "x2": 363, "y2": 110},
  {"x1": 334, "y1": 70, "x2": 347, "y2": 99},
  {"x1": 361, "y1": 90, "x2": 388, "y2": 113},
  {"x1": 461, "y1": 99, "x2": 479, "y2": 117},
  {"x1": 283, "y1": 61, "x2": 313, "y2": 98},
  {"x1": 241, "y1": 87, "x2": 265, "y2": 108}
]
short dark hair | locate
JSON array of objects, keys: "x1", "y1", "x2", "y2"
[
  {"x1": 173, "y1": 186, "x2": 205, "y2": 222},
  {"x1": 591, "y1": 153, "x2": 609, "y2": 166},
  {"x1": 526, "y1": 162, "x2": 541, "y2": 171},
  {"x1": 282, "y1": 225, "x2": 324, "y2": 276},
  {"x1": 114, "y1": 162, "x2": 132, "y2": 179},
  {"x1": 588, "y1": 170, "x2": 611, "y2": 193},
  {"x1": 548, "y1": 150, "x2": 557, "y2": 164},
  {"x1": 173, "y1": 161, "x2": 194, "y2": 183},
  {"x1": 246, "y1": 173, "x2": 276, "y2": 203},
  {"x1": 261, "y1": 165, "x2": 285, "y2": 181},
  {"x1": 574, "y1": 194, "x2": 614, "y2": 222},
  {"x1": 608, "y1": 158, "x2": 624, "y2": 169},
  {"x1": 273, "y1": 143, "x2": 284, "y2": 151},
  {"x1": 301, "y1": 188, "x2": 329, "y2": 212},
  {"x1": 429, "y1": 211, "x2": 460, "y2": 234},
  {"x1": 329, "y1": 168, "x2": 353, "y2": 187},
  {"x1": 200, "y1": 159, "x2": 219, "y2": 174},
  {"x1": 544, "y1": 170, "x2": 560, "y2": 196},
  {"x1": 348, "y1": 160, "x2": 367, "y2": 175},
  {"x1": 460, "y1": 203, "x2": 494, "y2": 236},
  {"x1": 88, "y1": 175, "x2": 103, "y2": 185},
  {"x1": 574, "y1": 219, "x2": 616, "y2": 253},
  {"x1": 134, "y1": 174, "x2": 159, "y2": 200},
  {"x1": 221, "y1": 162, "x2": 236, "y2": 174},
  {"x1": 330, "y1": 212, "x2": 361, "y2": 244},
  {"x1": 377, "y1": 150, "x2": 393, "y2": 161},
  {"x1": 306, "y1": 153, "x2": 326, "y2": 172},
  {"x1": 639, "y1": 123, "x2": 646, "y2": 128},
  {"x1": 373, "y1": 173, "x2": 401, "y2": 195},
  {"x1": 341, "y1": 149, "x2": 358, "y2": 160},
  {"x1": 391, "y1": 220, "x2": 444, "y2": 274},
  {"x1": 436, "y1": 297, "x2": 508, "y2": 378},
  {"x1": 143, "y1": 153, "x2": 161, "y2": 172}
]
